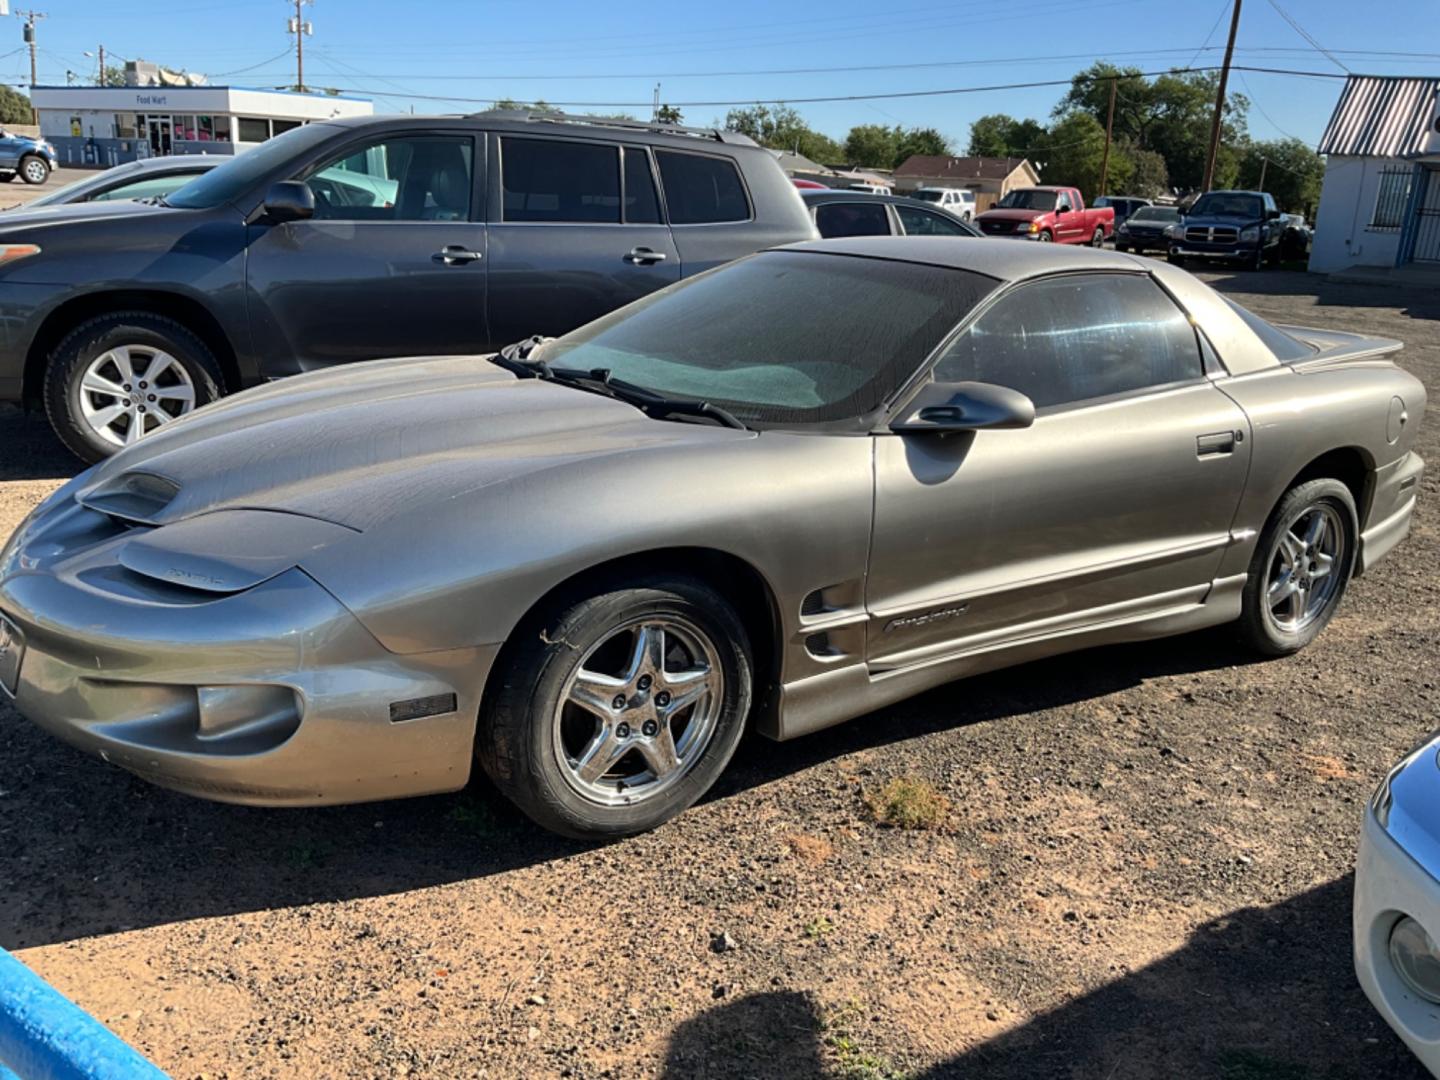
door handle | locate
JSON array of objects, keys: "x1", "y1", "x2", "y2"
[
  {"x1": 624, "y1": 247, "x2": 667, "y2": 265},
  {"x1": 1196, "y1": 431, "x2": 1238, "y2": 457},
  {"x1": 433, "y1": 245, "x2": 483, "y2": 266}
]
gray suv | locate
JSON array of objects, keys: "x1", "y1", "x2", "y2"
[{"x1": 0, "y1": 111, "x2": 815, "y2": 461}]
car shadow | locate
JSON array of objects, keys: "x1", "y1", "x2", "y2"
[
  {"x1": 1198, "y1": 269, "x2": 1440, "y2": 323},
  {"x1": 658, "y1": 875, "x2": 1430, "y2": 1080},
  {"x1": 0, "y1": 404, "x2": 76, "y2": 482},
  {"x1": 0, "y1": 627, "x2": 1263, "y2": 951}
]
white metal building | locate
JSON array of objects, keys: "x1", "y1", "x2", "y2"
[
  {"x1": 1310, "y1": 75, "x2": 1440, "y2": 273},
  {"x1": 29, "y1": 85, "x2": 372, "y2": 168}
]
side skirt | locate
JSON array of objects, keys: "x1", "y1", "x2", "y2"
[{"x1": 763, "y1": 573, "x2": 1248, "y2": 741}]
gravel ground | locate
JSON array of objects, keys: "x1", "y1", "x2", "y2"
[{"x1": 0, "y1": 271, "x2": 1437, "y2": 1080}]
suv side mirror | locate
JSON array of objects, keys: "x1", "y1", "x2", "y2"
[
  {"x1": 1267, "y1": 208, "x2": 1281, "y2": 220},
  {"x1": 890, "y1": 380, "x2": 1036, "y2": 435},
  {"x1": 263, "y1": 180, "x2": 315, "y2": 224}
]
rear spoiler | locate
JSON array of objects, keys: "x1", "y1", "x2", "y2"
[{"x1": 1275, "y1": 324, "x2": 1404, "y2": 371}]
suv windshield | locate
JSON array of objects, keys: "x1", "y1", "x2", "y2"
[
  {"x1": 165, "y1": 123, "x2": 340, "y2": 209},
  {"x1": 1130, "y1": 206, "x2": 1180, "y2": 223},
  {"x1": 536, "y1": 251, "x2": 996, "y2": 428},
  {"x1": 1189, "y1": 193, "x2": 1262, "y2": 219},
  {"x1": 996, "y1": 189, "x2": 1057, "y2": 211}
]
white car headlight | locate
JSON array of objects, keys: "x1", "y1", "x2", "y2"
[
  {"x1": 1165, "y1": 224, "x2": 1183, "y2": 239},
  {"x1": 1240, "y1": 226, "x2": 1260, "y2": 242},
  {"x1": 1389, "y1": 916, "x2": 1440, "y2": 1003},
  {"x1": 1117, "y1": 222, "x2": 1129, "y2": 234}
]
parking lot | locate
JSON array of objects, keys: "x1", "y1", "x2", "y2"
[{"x1": 0, "y1": 269, "x2": 1435, "y2": 1079}]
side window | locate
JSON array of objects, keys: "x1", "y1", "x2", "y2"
[
  {"x1": 1056, "y1": 192, "x2": 1073, "y2": 213},
  {"x1": 814, "y1": 201, "x2": 891, "y2": 238},
  {"x1": 895, "y1": 205, "x2": 967, "y2": 237},
  {"x1": 655, "y1": 150, "x2": 750, "y2": 224},
  {"x1": 306, "y1": 135, "x2": 473, "y2": 222},
  {"x1": 934, "y1": 273, "x2": 1203, "y2": 409},
  {"x1": 621, "y1": 146, "x2": 661, "y2": 225},
  {"x1": 502, "y1": 137, "x2": 619, "y2": 223}
]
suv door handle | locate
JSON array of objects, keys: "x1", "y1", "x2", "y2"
[
  {"x1": 433, "y1": 245, "x2": 483, "y2": 266},
  {"x1": 1196, "y1": 431, "x2": 1238, "y2": 457},
  {"x1": 624, "y1": 247, "x2": 667, "y2": 265}
]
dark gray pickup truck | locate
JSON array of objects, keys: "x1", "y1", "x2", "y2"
[
  {"x1": 0, "y1": 111, "x2": 816, "y2": 460},
  {"x1": 1167, "y1": 189, "x2": 1284, "y2": 271}
]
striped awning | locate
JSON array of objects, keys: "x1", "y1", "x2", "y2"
[{"x1": 1319, "y1": 75, "x2": 1440, "y2": 158}]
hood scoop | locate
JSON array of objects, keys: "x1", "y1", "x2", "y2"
[
  {"x1": 80, "y1": 470, "x2": 181, "y2": 525},
  {"x1": 117, "y1": 510, "x2": 357, "y2": 594}
]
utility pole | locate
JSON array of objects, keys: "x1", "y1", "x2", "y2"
[
  {"x1": 1202, "y1": 0, "x2": 1242, "y2": 193},
  {"x1": 287, "y1": 0, "x2": 313, "y2": 93},
  {"x1": 12, "y1": 9, "x2": 44, "y2": 123},
  {"x1": 1258, "y1": 155, "x2": 1268, "y2": 190},
  {"x1": 1098, "y1": 76, "x2": 1117, "y2": 197},
  {"x1": 98, "y1": 43, "x2": 105, "y2": 86},
  {"x1": 651, "y1": 83, "x2": 660, "y2": 123}
]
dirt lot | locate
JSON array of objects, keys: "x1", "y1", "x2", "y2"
[{"x1": 1, "y1": 272, "x2": 1437, "y2": 1079}]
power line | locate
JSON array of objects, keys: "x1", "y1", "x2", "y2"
[
  {"x1": 292, "y1": 64, "x2": 1347, "y2": 110},
  {"x1": 1186, "y1": 0, "x2": 1235, "y2": 71},
  {"x1": 1266, "y1": 0, "x2": 1350, "y2": 73},
  {"x1": 210, "y1": 47, "x2": 294, "y2": 78}
]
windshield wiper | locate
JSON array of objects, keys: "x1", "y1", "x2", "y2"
[
  {"x1": 555, "y1": 367, "x2": 750, "y2": 431},
  {"x1": 488, "y1": 335, "x2": 555, "y2": 379}
]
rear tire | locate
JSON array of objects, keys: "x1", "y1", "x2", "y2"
[
  {"x1": 43, "y1": 312, "x2": 224, "y2": 463},
  {"x1": 1090, "y1": 227, "x2": 1105, "y2": 247},
  {"x1": 477, "y1": 574, "x2": 754, "y2": 839},
  {"x1": 1237, "y1": 479, "x2": 1357, "y2": 657},
  {"x1": 20, "y1": 155, "x2": 49, "y2": 185}
]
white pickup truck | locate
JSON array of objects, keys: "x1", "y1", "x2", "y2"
[{"x1": 911, "y1": 187, "x2": 977, "y2": 222}]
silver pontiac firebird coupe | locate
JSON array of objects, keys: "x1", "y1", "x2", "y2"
[{"x1": 0, "y1": 239, "x2": 1426, "y2": 838}]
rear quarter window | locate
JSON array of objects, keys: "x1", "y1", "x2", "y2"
[{"x1": 656, "y1": 150, "x2": 750, "y2": 225}]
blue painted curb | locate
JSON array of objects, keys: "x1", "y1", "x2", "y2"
[{"x1": 0, "y1": 948, "x2": 169, "y2": 1079}]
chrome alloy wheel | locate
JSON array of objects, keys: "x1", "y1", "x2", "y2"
[
  {"x1": 22, "y1": 157, "x2": 47, "y2": 184},
  {"x1": 78, "y1": 345, "x2": 196, "y2": 448},
  {"x1": 552, "y1": 617, "x2": 723, "y2": 807},
  {"x1": 1265, "y1": 503, "x2": 1345, "y2": 633}
]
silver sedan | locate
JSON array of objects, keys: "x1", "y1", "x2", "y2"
[{"x1": 0, "y1": 239, "x2": 1426, "y2": 838}]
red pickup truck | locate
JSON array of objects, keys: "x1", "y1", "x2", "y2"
[{"x1": 974, "y1": 186, "x2": 1114, "y2": 245}]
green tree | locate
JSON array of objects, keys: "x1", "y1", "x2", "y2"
[
  {"x1": 0, "y1": 86, "x2": 31, "y2": 125},
  {"x1": 1125, "y1": 144, "x2": 1170, "y2": 199},
  {"x1": 722, "y1": 103, "x2": 841, "y2": 162},
  {"x1": 655, "y1": 103, "x2": 682, "y2": 124},
  {"x1": 493, "y1": 98, "x2": 561, "y2": 115},
  {"x1": 895, "y1": 126, "x2": 951, "y2": 164},
  {"x1": 966, "y1": 113, "x2": 1046, "y2": 158},
  {"x1": 1237, "y1": 137, "x2": 1324, "y2": 214},
  {"x1": 843, "y1": 124, "x2": 900, "y2": 169},
  {"x1": 1035, "y1": 112, "x2": 1129, "y2": 204}
]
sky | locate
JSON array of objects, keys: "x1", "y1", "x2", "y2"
[{"x1": 9, "y1": 0, "x2": 1440, "y2": 151}]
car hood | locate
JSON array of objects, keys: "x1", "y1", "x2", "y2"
[
  {"x1": 976, "y1": 208, "x2": 1047, "y2": 222},
  {"x1": 0, "y1": 198, "x2": 177, "y2": 230},
  {"x1": 1184, "y1": 213, "x2": 1264, "y2": 227},
  {"x1": 76, "y1": 354, "x2": 753, "y2": 532}
]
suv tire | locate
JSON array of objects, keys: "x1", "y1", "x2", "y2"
[
  {"x1": 477, "y1": 574, "x2": 753, "y2": 839},
  {"x1": 44, "y1": 312, "x2": 225, "y2": 463}
]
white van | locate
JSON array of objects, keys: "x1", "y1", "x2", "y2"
[{"x1": 911, "y1": 187, "x2": 976, "y2": 221}]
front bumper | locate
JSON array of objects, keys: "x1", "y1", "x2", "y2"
[
  {"x1": 1356, "y1": 739, "x2": 1440, "y2": 1076},
  {"x1": 1171, "y1": 245, "x2": 1257, "y2": 261},
  {"x1": 0, "y1": 496, "x2": 497, "y2": 806}
]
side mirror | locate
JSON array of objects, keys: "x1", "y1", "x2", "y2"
[
  {"x1": 262, "y1": 180, "x2": 314, "y2": 224},
  {"x1": 890, "y1": 380, "x2": 1035, "y2": 435},
  {"x1": 1267, "y1": 208, "x2": 1281, "y2": 220}
]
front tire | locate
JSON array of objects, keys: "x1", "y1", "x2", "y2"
[
  {"x1": 1237, "y1": 479, "x2": 1357, "y2": 656},
  {"x1": 20, "y1": 155, "x2": 49, "y2": 185},
  {"x1": 477, "y1": 575, "x2": 754, "y2": 839},
  {"x1": 1115, "y1": 242, "x2": 1129, "y2": 254},
  {"x1": 1037, "y1": 230, "x2": 1053, "y2": 242},
  {"x1": 43, "y1": 312, "x2": 224, "y2": 463}
]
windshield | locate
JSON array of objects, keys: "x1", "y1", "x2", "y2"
[
  {"x1": 165, "y1": 123, "x2": 339, "y2": 209},
  {"x1": 1130, "y1": 206, "x2": 1180, "y2": 223},
  {"x1": 1189, "y1": 193, "x2": 1262, "y2": 219},
  {"x1": 997, "y1": 189, "x2": 1057, "y2": 211},
  {"x1": 536, "y1": 251, "x2": 996, "y2": 428}
]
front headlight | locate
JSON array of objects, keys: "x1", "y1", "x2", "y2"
[
  {"x1": 1389, "y1": 916, "x2": 1440, "y2": 1003},
  {"x1": 1024, "y1": 220, "x2": 1039, "y2": 233},
  {"x1": 1164, "y1": 224, "x2": 1183, "y2": 239},
  {"x1": 1117, "y1": 222, "x2": 1129, "y2": 234},
  {"x1": 1240, "y1": 225, "x2": 1260, "y2": 242}
]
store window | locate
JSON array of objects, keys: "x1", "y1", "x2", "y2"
[
  {"x1": 213, "y1": 116, "x2": 232, "y2": 142},
  {"x1": 176, "y1": 115, "x2": 199, "y2": 141},
  {"x1": 237, "y1": 117, "x2": 270, "y2": 143},
  {"x1": 114, "y1": 112, "x2": 138, "y2": 138},
  {"x1": 272, "y1": 118, "x2": 302, "y2": 136}
]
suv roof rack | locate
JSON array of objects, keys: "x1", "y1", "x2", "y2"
[{"x1": 465, "y1": 109, "x2": 759, "y2": 147}]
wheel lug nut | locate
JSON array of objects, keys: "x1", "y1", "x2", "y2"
[
  {"x1": 123, "y1": 384, "x2": 132, "y2": 392},
  {"x1": 655, "y1": 691, "x2": 671, "y2": 707},
  {"x1": 139, "y1": 382, "x2": 147, "y2": 389},
  {"x1": 138, "y1": 405, "x2": 146, "y2": 413},
  {"x1": 611, "y1": 694, "x2": 627, "y2": 710},
  {"x1": 642, "y1": 721, "x2": 658, "y2": 737},
  {"x1": 637, "y1": 674, "x2": 652, "y2": 691},
  {"x1": 147, "y1": 394, "x2": 156, "y2": 402},
  {"x1": 616, "y1": 723, "x2": 630, "y2": 739}
]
